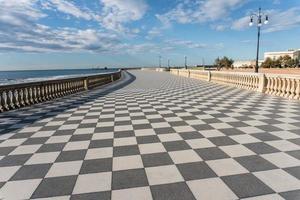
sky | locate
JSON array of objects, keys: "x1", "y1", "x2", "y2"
[{"x1": 0, "y1": 0, "x2": 300, "y2": 70}]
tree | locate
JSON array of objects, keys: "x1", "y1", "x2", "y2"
[
  {"x1": 261, "y1": 58, "x2": 272, "y2": 68},
  {"x1": 215, "y1": 56, "x2": 234, "y2": 70},
  {"x1": 278, "y1": 55, "x2": 294, "y2": 68}
]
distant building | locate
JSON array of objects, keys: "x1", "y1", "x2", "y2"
[
  {"x1": 264, "y1": 49, "x2": 300, "y2": 60},
  {"x1": 233, "y1": 60, "x2": 256, "y2": 68}
]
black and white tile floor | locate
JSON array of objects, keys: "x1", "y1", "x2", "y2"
[{"x1": 0, "y1": 70, "x2": 300, "y2": 200}]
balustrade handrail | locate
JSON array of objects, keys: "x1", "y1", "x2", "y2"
[
  {"x1": 170, "y1": 69, "x2": 300, "y2": 101},
  {"x1": 0, "y1": 70, "x2": 122, "y2": 112}
]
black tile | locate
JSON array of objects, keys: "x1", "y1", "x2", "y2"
[
  {"x1": 219, "y1": 128, "x2": 246, "y2": 136},
  {"x1": 23, "y1": 137, "x2": 49, "y2": 145},
  {"x1": 286, "y1": 150, "x2": 300, "y2": 160},
  {"x1": 0, "y1": 154, "x2": 32, "y2": 167},
  {"x1": 0, "y1": 147, "x2": 15, "y2": 156},
  {"x1": 37, "y1": 143, "x2": 65, "y2": 153},
  {"x1": 252, "y1": 133, "x2": 281, "y2": 141},
  {"x1": 80, "y1": 158, "x2": 112, "y2": 174},
  {"x1": 284, "y1": 166, "x2": 300, "y2": 180},
  {"x1": 142, "y1": 152, "x2": 173, "y2": 167},
  {"x1": 222, "y1": 173, "x2": 274, "y2": 198},
  {"x1": 89, "y1": 139, "x2": 113, "y2": 148},
  {"x1": 177, "y1": 162, "x2": 217, "y2": 180},
  {"x1": 245, "y1": 142, "x2": 280, "y2": 154},
  {"x1": 69, "y1": 135, "x2": 92, "y2": 142},
  {"x1": 137, "y1": 135, "x2": 160, "y2": 144},
  {"x1": 208, "y1": 136, "x2": 238, "y2": 146},
  {"x1": 71, "y1": 191, "x2": 111, "y2": 200},
  {"x1": 154, "y1": 127, "x2": 176, "y2": 134},
  {"x1": 56, "y1": 150, "x2": 87, "y2": 162},
  {"x1": 235, "y1": 155, "x2": 277, "y2": 172},
  {"x1": 179, "y1": 132, "x2": 203, "y2": 140},
  {"x1": 112, "y1": 169, "x2": 148, "y2": 190},
  {"x1": 280, "y1": 189, "x2": 300, "y2": 200},
  {"x1": 31, "y1": 176, "x2": 77, "y2": 198},
  {"x1": 192, "y1": 124, "x2": 214, "y2": 131},
  {"x1": 195, "y1": 147, "x2": 229, "y2": 161},
  {"x1": 10, "y1": 164, "x2": 51, "y2": 180},
  {"x1": 151, "y1": 182, "x2": 196, "y2": 200},
  {"x1": 163, "y1": 141, "x2": 190, "y2": 151},
  {"x1": 113, "y1": 145, "x2": 140, "y2": 157},
  {"x1": 114, "y1": 131, "x2": 135, "y2": 138}
]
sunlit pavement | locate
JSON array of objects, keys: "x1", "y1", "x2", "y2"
[{"x1": 0, "y1": 70, "x2": 300, "y2": 200}]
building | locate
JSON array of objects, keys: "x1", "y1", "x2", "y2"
[
  {"x1": 264, "y1": 49, "x2": 300, "y2": 60},
  {"x1": 233, "y1": 60, "x2": 256, "y2": 68}
]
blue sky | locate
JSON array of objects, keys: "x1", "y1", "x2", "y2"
[{"x1": 0, "y1": 0, "x2": 299, "y2": 70}]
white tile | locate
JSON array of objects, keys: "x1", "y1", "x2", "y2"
[
  {"x1": 169, "y1": 150, "x2": 202, "y2": 164},
  {"x1": 254, "y1": 169, "x2": 300, "y2": 192},
  {"x1": 230, "y1": 135, "x2": 261, "y2": 144},
  {"x1": 9, "y1": 144, "x2": 41, "y2": 155},
  {"x1": 25, "y1": 152, "x2": 60, "y2": 165},
  {"x1": 113, "y1": 155, "x2": 143, "y2": 171},
  {"x1": 200, "y1": 130, "x2": 225, "y2": 138},
  {"x1": 262, "y1": 152, "x2": 300, "y2": 168},
  {"x1": 114, "y1": 137, "x2": 137, "y2": 147},
  {"x1": 207, "y1": 158, "x2": 248, "y2": 176},
  {"x1": 112, "y1": 187, "x2": 152, "y2": 200},
  {"x1": 219, "y1": 145, "x2": 255, "y2": 157},
  {"x1": 31, "y1": 131, "x2": 55, "y2": 138},
  {"x1": 210, "y1": 123, "x2": 233, "y2": 129},
  {"x1": 187, "y1": 177, "x2": 237, "y2": 200},
  {"x1": 114, "y1": 125, "x2": 133, "y2": 132},
  {"x1": 139, "y1": 143, "x2": 166, "y2": 154},
  {"x1": 238, "y1": 127, "x2": 264, "y2": 134},
  {"x1": 63, "y1": 141, "x2": 90, "y2": 151},
  {"x1": 151, "y1": 122, "x2": 170, "y2": 128},
  {"x1": 0, "y1": 138, "x2": 26, "y2": 147},
  {"x1": 46, "y1": 135, "x2": 71, "y2": 144},
  {"x1": 73, "y1": 172, "x2": 112, "y2": 194},
  {"x1": 158, "y1": 133, "x2": 181, "y2": 142},
  {"x1": 241, "y1": 194, "x2": 284, "y2": 200},
  {"x1": 74, "y1": 128, "x2": 95, "y2": 135},
  {"x1": 18, "y1": 127, "x2": 41, "y2": 133},
  {"x1": 269, "y1": 131, "x2": 300, "y2": 140},
  {"x1": 58, "y1": 124, "x2": 79, "y2": 130},
  {"x1": 173, "y1": 126, "x2": 196, "y2": 133},
  {"x1": 186, "y1": 138, "x2": 215, "y2": 149},
  {"x1": 134, "y1": 129, "x2": 156, "y2": 136},
  {"x1": 0, "y1": 179, "x2": 41, "y2": 200},
  {"x1": 0, "y1": 166, "x2": 20, "y2": 182},
  {"x1": 146, "y1": 165, "x2": 184, "y2": 185},
  {"x1": 266, "y1": 140, "x2": 299, "y2": 152},
  {"x1": 92, "y1": 132, "x2": 113, "y2": 140},
  {"x1": 46, "y1": 161, "x2": 82, "y2": 177},
  {"x1": 85, "y1": 147, "x2": 113, "y2": 160}
]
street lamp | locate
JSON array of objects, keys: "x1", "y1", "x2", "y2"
[
  {"x1": 159, "y1": 55, "x2": 162, "y2": 68},
  {"x1": 184, "y1": 56, "x2": 187, "y2": 69},
  {"x1": 168, "y1": 59, "x2": 170, "y2": 68},
  {"x1": 249, "y1": 7, "x2": 269, "y2": 73}
]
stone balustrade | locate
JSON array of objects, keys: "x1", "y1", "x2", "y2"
[
  {"x1": 170, "y1": 69, "x2": 300, "y2": 100},
  {"x1": 0, "y1": 70, "x2": 121, "y2": 112}
]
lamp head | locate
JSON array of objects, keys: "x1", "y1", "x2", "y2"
[{"x1": 249, "y1": 17, "x2": 254, "y2": 26}]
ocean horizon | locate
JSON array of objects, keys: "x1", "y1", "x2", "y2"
[{"x1": 0, "y1": 68, "x2": 119, "y2": 86}]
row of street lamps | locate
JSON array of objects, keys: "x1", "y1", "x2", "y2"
[
  {"x1": 158, "y1": 8, "x2": 269, "y2": 73},
  {"x1": 159, "y1": 56, "x2": 188, "y2": 69}
]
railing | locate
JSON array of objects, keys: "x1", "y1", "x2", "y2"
[
  {"x1": 0, "y1": 70, "x2": 121, "y2": 112},
  {"x1": 170, "y1": 69, "x2": 300, "y2": 100}
]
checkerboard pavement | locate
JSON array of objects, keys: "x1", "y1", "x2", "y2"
[{"x1": 0, "y1": 70, "x2": 300, "y2": 199}]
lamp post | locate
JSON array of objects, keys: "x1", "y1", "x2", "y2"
[
  {"x1": 159, "y1": 55, "x2": 162, "y2": 68},
  {"x1": 249, "y1": 7, "x2": 269, "y2": 73},
  {"x1": 168, "y1": 59, "x2": 170, "y2": 68},
  {"x1": 184, "y1": 56, "x2": 187, "y2": 69}
]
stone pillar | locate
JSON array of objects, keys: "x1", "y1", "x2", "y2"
[
  {"x1": 207, "y1": 71, "x2": 211, "y2": 82},
  {"x1": 258, "y1": 73, "x2": 267, "y2": 93},
  {"x1": 84, "y1": 78, "x2": 89, "y2": 90}
]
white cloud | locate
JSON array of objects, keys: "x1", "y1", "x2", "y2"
[
  {"x1": 231, "y1": 7, "x2": 300, "y2": 33},
  {"x1": 42, "y1": 0, "x2": 93, "y2": 20},
  {"x1": 100, "y1": 0, "x2": 148, "y2": 32},
  {"x1": 156, "y1": 0, "x2": 246, "y2": 26}
]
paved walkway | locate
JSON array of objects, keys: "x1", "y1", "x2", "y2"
[{"x1": 0, "y1": 70, "x2": 300, "y2": 200}]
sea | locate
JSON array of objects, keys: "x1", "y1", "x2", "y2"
[{"x1": 0, "y1": 69, "x2": 118, "y2": 86}]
